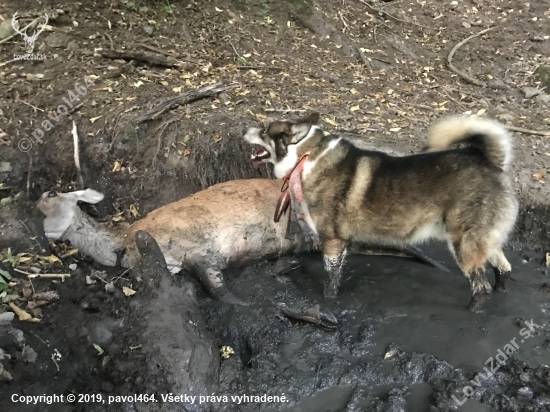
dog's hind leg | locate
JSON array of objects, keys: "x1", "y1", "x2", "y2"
[
  {"x1": 451, "y1": 237, "x2": 492, "y2": 312},
  {"x1": 323, "y1": 238, "x2": 348, "y2": 299},
  {"x1": 489, "y1": 247, "x2": 512, "y2": 292}
]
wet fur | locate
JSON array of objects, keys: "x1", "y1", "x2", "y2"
[{"x1": 243, "y1": 115, "x2": 519, "y2": 311}]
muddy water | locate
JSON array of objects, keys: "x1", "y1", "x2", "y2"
[{"x1": 199, "y1": 243, "x2": 550, "y2": 412}]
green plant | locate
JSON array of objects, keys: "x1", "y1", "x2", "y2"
[{"x1": 0, "y1": 268, "x2": 12, "y2": 292}]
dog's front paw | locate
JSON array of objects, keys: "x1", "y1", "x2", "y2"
[{"x1": 468, "y1": 291, "x2": 490, "y2": 312}]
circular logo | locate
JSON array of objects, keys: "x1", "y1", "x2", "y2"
[{"x1": 18, "y1": 138, "x2": 32, "y2": 152}]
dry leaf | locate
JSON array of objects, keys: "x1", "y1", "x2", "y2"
[
  {"x1": 160, "y1": 81, "x2": 169, "y2": 86},
  {"x1": 173, "y1": 86, "x2": 183, "y2": 93},
  {"x1": 324, "y1": 118, "x2": 338, "y2": 127},
  {"x1": 213, "y1": 135, "x2": 223, "y2": 143},
  {"x1": 546, "y1": 252, "x2": 550, "y2": 268},
  {"x1": 129, "y1": 204, "x2": 139, "y2": 218},
  {"x1": 112, "y1": 161, "x2": 122, "y2": 172},
  {"x1": 215, "y1": 7, "x2": 223, "y2": 12},
  {"x1": 9, "y1": 303, "x2": 40, "y2": 322},
  {"x1": 122, "y1": 286, "x2": 136, "y2": 297},
  {"x1": 90, "y1": 116, "x2": 103, "y2": 123},
  {"x1": 487, "y1": 74, "x2": 494, "y2": 79},
  {"x1": 108, "y1": 20, "x2": 111, "y2": 30},
  {"x1": 111, "y1": 214, "x2": 125, "y2": 222},
  {"x1": 350, "y1": 88, "x2": 358, "y2": 95},
  {"x1": 269, "y1": 90, "x2": 278, "y2": 99},
  {"x1": 43, "y1": 254, "x2": 62, "y2": 264},
  {"x1": 133, "y1": 81, "x2": 144, "y2": 88},
  {"x1": 532, "y1": 170, "x2": 547, "y2": 182},
  {"x1": 389, "y1": 127, "x2": 402, "y2": 132},
  {"x1": 477, "y1": 108, "x2": 486, "y2": 116},
  {"x1": 350, "y1": 105, "x2": 360, "y2": 112}
]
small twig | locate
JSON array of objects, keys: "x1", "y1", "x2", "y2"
[
  {"x1": 91, "y1": 272, "x2": 108, "y2": 284},
  {"x1": 30, "y1": 331, "x2": 49, "y2": 347},
  {"x1": 0, "y1": 58, "x2": 18, "y2": 67},
  {"x1": 136, "y1": 42, "x2": 174, "y2": 57},
  {"x1": 371, "y1": 56, "x2": 391, "y2": 64},
  {"x1": 68, "y1": 101, "x2": 84, "y2": 115},
  {"x1": 59, "y1": 249, "x2": 79, "y2": 260},
  {"x1": 105, "y1": 33, "x2": 114, "y2": 50},
  {"x1": 14, "y1": 268, "x2": 71, "y2": 280},
  {"x1": 338, "y1": 11, "x2": 349, "y2": 32},
  {"x1": 356, "y1": 0, "x2": 434, "y2": 29},
  {"x1": 229, "y1": 40, "x2": 241, "y2": 59},
  {"x1": 443, "y1": 88, "x2": 468, "y2": 111},
  {"x1": 447, "y1": 27, "x2": 495, "y2": 87},
  {"x1": 357, "y1": 47, "x2": 371, "y2": 68},
  {"x1": 505, "y1": 126, "x2": 550, "y2": 137},
  {"x1": 264, "y1": 108, "x2": 307, "y2": 113},
  {"x1": 20, "y1": 99, "x2": 44, "y2": 113},
  {"x1": 72, "y1": 121, "x2": 84, "y2": 190},
  {"x1": 152, "y1": 118, "x2": 178, "y2": 167},
  {"x1": 26, "y1": 155, "x2": 32, "y2": 196},
  {"x1": 110, "y1": 268, "x2": 131, "y2": 284},
  {"x1": 397, "y1": 100, "x2": 432, "y2": 110},
  {"x1": 237, "y1": 65, "x2": 283, "y2": 71}
]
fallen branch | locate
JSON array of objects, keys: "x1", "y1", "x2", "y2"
[
  {"x1": 505, "y1": 125, "x2": 550, "y2": 137},
  {"x1": 447, "y1": 27, "x2": 495, "y2": 87},
  {"x1": 137, "y1": 82, "x2": 240, "y2": 123},
  {"x1": 100, "y1": 49, "x2": 179, "y2": 68},
  {"x1": 14, "y1": 268, "x2": 71, "y2": 280},
  {"x1": 355, "y1": 0, "x2": 434, "y2": 29}
]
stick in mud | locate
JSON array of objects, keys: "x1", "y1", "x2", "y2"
[{"x1": 72, "y1": 121, "x2": 84, "y2": 190}]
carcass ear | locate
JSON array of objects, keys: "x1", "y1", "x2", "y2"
[{"x1": 73, "y1": 189, "x2": 104, "y2": 204}]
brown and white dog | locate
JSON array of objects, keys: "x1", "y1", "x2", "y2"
[{"x1": 243, "y1": 114, "x2": 518, "y2": 311}]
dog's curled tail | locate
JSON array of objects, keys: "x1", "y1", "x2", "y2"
[{"x1": 426, "y1": 116, "x2": 512, "y2": 170}]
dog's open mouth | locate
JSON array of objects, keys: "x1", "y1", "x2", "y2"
[{"x1": 251, "y1": 148, "x2": 271, "y2": 168}]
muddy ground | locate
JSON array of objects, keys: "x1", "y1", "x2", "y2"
[{"x1": 0, "y1": 0, "x2": 550, "y2": 411}]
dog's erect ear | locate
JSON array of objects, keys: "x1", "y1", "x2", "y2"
[
  {"x1": 283, "y1": 112, "x2": 319, "y2": 144},
  {"x1": 298, "y1": 112, "x2": 319, "y2": 125},
  {"x1": 288, "y1": 123, "x2": 312, "y2": 144}
]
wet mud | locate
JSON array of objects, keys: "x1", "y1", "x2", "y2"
[{"x1": 199, "y1": 243, "x2": 550, "y2": 412}]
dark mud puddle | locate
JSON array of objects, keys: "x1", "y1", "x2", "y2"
[{"x1": 200, "y1": 243, "x2": 550, "y2": 412}]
